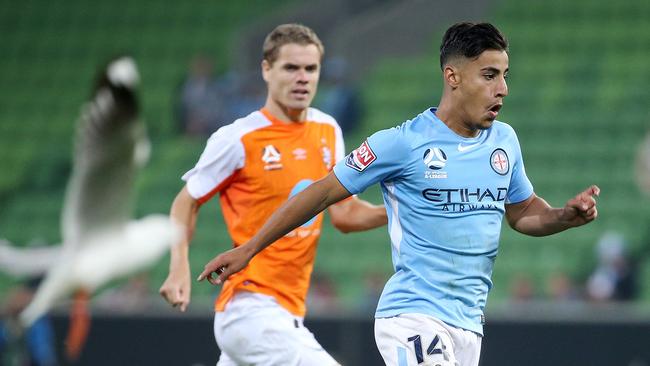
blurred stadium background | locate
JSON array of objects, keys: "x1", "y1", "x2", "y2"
[{"x1": 1, "y1": 0, "x2": 650, "y2": 365}]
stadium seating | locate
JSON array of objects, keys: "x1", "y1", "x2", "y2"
[{"x1": 1, "y1": 0, "x2": 648, "y2": 307}]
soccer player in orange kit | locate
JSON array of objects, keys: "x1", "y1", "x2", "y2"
[{"x1": 159, "y1": 23, "x2": 387, "y2": 365}]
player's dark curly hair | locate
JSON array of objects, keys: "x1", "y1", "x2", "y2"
[{"x1": 439, "y1": 22, "x2": 508, "y2": 69}]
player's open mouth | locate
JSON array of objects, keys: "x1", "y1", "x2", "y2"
[
  {"x1": 291, "y1": 89, "x2": 309, "y2": 98},
  {"x1": 487, "y1": 103, "x2": 502, "y2": 118}
]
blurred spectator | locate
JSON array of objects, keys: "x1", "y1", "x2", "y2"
[
  {"x1": 357, "y1": 271, "x2": 386, "y2": 315},
  {"x1": 314, "y1": 57, "x2": 362, "y2": 134},
  {"x1": 586, "y1": 231, "x2": 639, "y2": 302},
  {"x1": 0, "y1": 278, "x2": 58, "y2": 366},
  {"x1": 306, "y1": 271, "x2": 340, "y2": 315},
  {"x1": 545, "y1": 272, "x2": 579, "y2": 302},
  {"x1": 94, "y1": 273, "x2": 151, "y2": 313},
  {"x1": 224, "y1": 70, "x2": 266, "y2": 121},
  {"x1": 508, "y1": 274, "x2": 535, "y2": 303},
  {"x1": 175, "y1": 55, "x2": 230, "y2": 137}
]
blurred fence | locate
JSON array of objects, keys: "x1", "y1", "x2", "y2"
[{"x1": 9, "y1": 308, "x2": 647, "y2": 366}]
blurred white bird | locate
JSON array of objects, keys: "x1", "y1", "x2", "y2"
[
  {"x1": 0, "y1": 56, "x2": 179, "y2": 330},
  {"x1": 0, "y1": 238, "x2": 61, "y2": 277}
]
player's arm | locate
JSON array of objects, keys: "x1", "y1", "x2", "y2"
[
  {"x1": 328, "y1": 196, "x2": 387, "y2": 233},
  {"x1": 159, "y1": 186, "x2": 200, "y2": 312},
  {"x1": 505, "y1": 185, "x2": 600, "y2": 236},
  {"x1": 198, "y1": 172, "x2": 350, "y2": 285}
]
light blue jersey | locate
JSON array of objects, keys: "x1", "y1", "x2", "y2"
[{"x1": 333, "y1": 108, "x2": 534, "y2": 335}]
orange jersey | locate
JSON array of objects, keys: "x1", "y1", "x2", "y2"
[{"x1": 183, "y1": 108, "x2": 344, "y2": 317}]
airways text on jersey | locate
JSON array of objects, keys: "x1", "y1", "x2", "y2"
[{"x1": 421, "y1": 187, "x2": 508, "y2": 212}]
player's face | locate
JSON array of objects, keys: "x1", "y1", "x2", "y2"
[
  {"x1": 262, "y1": 43, "x2": 321, "y2": 115},
  {"x1": 456, "y1": 50, "x2": 509, "y2": 130}
]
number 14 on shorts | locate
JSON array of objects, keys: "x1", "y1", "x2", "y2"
[{"x1": 407, "y1": 334, "x2": 450, "y2": 364}]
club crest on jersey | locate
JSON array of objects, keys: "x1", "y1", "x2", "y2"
[
  {"x1": 345, "y1": 140, "x2": 376, "y2": 172},
  {"x1": 490, "y1": 148, "x2": 509, "y2": 175},
  {"x1": 262, "y1": 144, "x2": 282, "y2": 170}
]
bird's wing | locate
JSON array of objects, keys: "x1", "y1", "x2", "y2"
[
  {"x1": 0, "y1": 239, "x2": 62, "y2": 277},
  {"x1": 18, "y1": 215, "x2": 178, "y2": 328},
  {"x1": 61, "y1": 57, "x2": 146, "y2": 248},
  {"x1": 19, "y1": 258, "x2": 75, "y2": 327},
  {"x1": 74, "y1": 214, "x2": 180, "y2": 291}
]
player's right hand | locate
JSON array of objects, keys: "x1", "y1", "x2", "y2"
[
  {"x1": 197, "y1": 245, "x2": 254, "y2": 285},
  {"x1": 561, "y1": 185, "x2": 600, "y2": 227},
  {"x1": 159, "y1": 267, "x2": 191, "y2": 312}
]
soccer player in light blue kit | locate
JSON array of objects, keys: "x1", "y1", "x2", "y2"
[{"x1": 199, "y1": 22, "x2": 600, "y2": 365}]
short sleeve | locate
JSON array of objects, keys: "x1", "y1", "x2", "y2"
[
  {"x1": 182, "y1": 125, "x2": 245, "y2": 201},
  {"x1": 333, "y1": 127, "x2": 409, "y2": 194},
  {"x1": 505, "y1": 132, "x2": 534, "y2": 204}
]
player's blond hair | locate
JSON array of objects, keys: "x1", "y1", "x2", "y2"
[{"x1": 262, "y1": 23, "x2": 324, "y2": 65}]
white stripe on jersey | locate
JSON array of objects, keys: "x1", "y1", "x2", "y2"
[{"x1": 385, "y1": 181, "x2": 403, "y2": 255}]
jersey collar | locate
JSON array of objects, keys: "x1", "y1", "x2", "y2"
[{"x1": 260, "y1": 108, "x2": 309, "y2": 126}]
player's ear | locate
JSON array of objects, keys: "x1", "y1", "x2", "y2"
[
  {"x1": 261, "y1": 60, "x2": 271, "y2": 82},
  {"x1": 443, "y1": 65, "x2": 460, "y2": 89}
]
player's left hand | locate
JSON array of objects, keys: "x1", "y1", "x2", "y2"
[
  {"x1": 560, "y1": 185, "x2": 600, "y2": 227},
  {"x1": 197, "y1": 244, "x2": 255, "y2": 285}
]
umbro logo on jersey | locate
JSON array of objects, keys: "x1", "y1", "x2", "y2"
[
  {"x1": 345, "y1": 140, "x2": 376, "y2": 172},
  {"x1": 458, "y1": 142, "x2": 480, "y2": 152},
  {"x1": 262, "y1": 145, "x2": 282, "y2": 170},
  {"x1": 490, "y1": 148, "x2": 509, "y2": 175}
]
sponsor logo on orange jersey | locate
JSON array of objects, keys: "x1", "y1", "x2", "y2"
[{"x1": 262, "y1": 144, "x2": 282, "y2": 170}]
